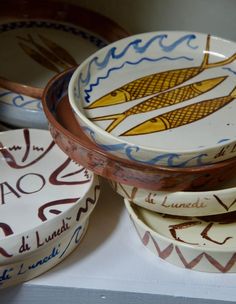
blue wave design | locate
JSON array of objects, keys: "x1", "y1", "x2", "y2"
[
  {"x1": 0, "y1": 91, "x2": 42, "y2": 110},
  {"x1": 222, "y1": 67, "x2": 236, "y2": 75},
  {"x1": 83, "y1": 126, "x2": 211, "y2": 167},
  {"x1": 217, "y1": 138, "x2": 230, "y2": 143},
  {"x1": 84, "y1": 55, "x2": 193, "y2": 103},
  {"x1": 59, "y1": 225, "x2": 82, "y2": 258},
  {"x1": 77, "y1": 33, "x2": 199, "y2": 90}
]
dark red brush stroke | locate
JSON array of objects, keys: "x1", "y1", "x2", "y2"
[
  {"x1": 0, "y1": 135, "x2": 55, "y2": 169},
  {"x1": 49, "y1": 157, "x2": 90, "y2": 185},
  {"x1": 22, "y1": 129, "x2": 30, "y2": 162},
  {"x1": 0, "y1": 247, "x2": 13, "y2": 258},
  {"x1": 0, "y1": 223, "x2": 14, "y2": 236},
  {"x1": 38, "y1": 197, "x2": 80, "y2": 222},
  {"x1": 204, "y1": 252, "x2": 236, "y2": 273},
  {"x1": 76, "y1": 185, "x2": 100, "y2": 221}
]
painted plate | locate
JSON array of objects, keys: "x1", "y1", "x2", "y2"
[
  {"x1": 69, "y1": 31, "x2": 236, "y2": 167},
  {"x1": 43, "y1": 68, "x2": 236, "y2": 192},
  {"x1": 0, "y1": 219, "x2": 89, "y2": 289},
  {"x1": 0, "y1": 0, "x2": 129, "y2": 128},
  {"x1": 126, "y1": 200, "x2": 236, "y2": 272},
  {"x1": 0, "y1": 128, "x2": 100, "y2": 264},
  {"x1": 111, "y1": 174, "x2": 236, "y2": 216}
]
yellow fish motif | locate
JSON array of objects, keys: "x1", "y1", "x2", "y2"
[
  {"x1": 92, "y1": 76, "x2": 227, "y2": 132},
  {"x1": 86, "y1": 35, "x2": 236, "y2": 109},
  {"x1": 122, "y1": 86, "x2": 236, "y2": 136}
]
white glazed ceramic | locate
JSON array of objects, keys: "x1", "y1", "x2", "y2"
[
  {"x1": 0, "y1": 128, "x2": 100, "y2": 264},
  {"x1": 125, "y1": 199, "x2": 236, "y2": 273},
  {"x1": 0, "y1": 219, "x2": 89, "y2": 289},
  {"x1": 111, "y1": 175, "x2": 236, "y2": 216},
  {"x1": 69, "y1": 31, "x2": 236, "y2": 168},
  {"x1": 0, "y1": 89, "x2": 47, "y2": 129}
]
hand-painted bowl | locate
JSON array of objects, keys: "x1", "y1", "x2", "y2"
[
  {"x1": 0, "y1": 128, "x2": 100, "y2": 264},
  {"x1": 0, "y1": 219, "x2": 89, "y2": 289},
  {"x1": 0, "y1": 0, "x2": 129, "y2": 128},
  {"x1": 125, "y1": 199, "x2": 236, "y2": 273},
  {"x1": 43, "y1": 68, "x2": 236, "y2": 192},
  {"x1": 111, "y1": 174, "x2": 236, "y2": 216},
  {"x1": 69, "y1": 31, "x2": 236, "y2": 168}
]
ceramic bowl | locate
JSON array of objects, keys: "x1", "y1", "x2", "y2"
[
  {"x1": 0, "y1": 128, "x2": 100, "y2": 264},
  {"x1": 111, "y1": 175, "x2": 236, "y2": 216},
  {"x1": 0, "y1": 219, "x2": 89, "y2": 289},
  {"x1": 125, "y1": 199, "x2": 236, "y2": 273},
  {"x1": 43, "y1": 68, "x2": 236, "y2": 192},
  {"x1": 0, "y1": 0, "x2": 129, "y2": 128},
  {"x1": 69, "y1": 31, "x2": 236, "y2": 168}
]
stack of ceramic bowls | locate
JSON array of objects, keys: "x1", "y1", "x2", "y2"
[
  {"x1": 42, "y1": 30, "x2": 236, "y2": 273},
  {"x1": 0, "y1": 128, "x2": 100, "y2": 288},
  {"x1": 0, "y1": 0, "x2": 129, "y2": 130}
]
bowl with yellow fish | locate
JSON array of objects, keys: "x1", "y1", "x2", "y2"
[{"x1": 69, "y1": 31, "x2": 236, "y2": 168}]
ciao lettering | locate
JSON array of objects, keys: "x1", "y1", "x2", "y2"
[{"x1": 0, "y1": 173, "x2": 46, "y2": 204}]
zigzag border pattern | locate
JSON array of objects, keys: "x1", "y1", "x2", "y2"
[{"x1": 132, "y1": 219, "x2": 236, "y2": 273}]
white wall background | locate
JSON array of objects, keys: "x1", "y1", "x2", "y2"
[{"x1": 64, "y1": 0, "x2": 236, "y2": 41}]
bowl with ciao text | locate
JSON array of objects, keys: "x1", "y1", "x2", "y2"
[
  {"x1": 69, "y1": 31, "x2": 236, "y2": 168},
  {"x1": 0, "y1": 0, "x2": 129, "y2": 128},
  {"x1": 43, "y1": 67, "x2": 236, "y2": 192},
  {"x1": 125, "y1": 200, "x2": 236, "y2": 273},
  {"x1": 111, "y1": 171, "x2": 236, "y2": 216},
  {"x1": 0, "y1": 128, "x2": 100, "y2": 266}
]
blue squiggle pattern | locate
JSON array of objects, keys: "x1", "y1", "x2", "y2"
[
  {"x1": 84, "y1": 55, "x2": 193, "y2": 103},
  {"x1": 0, "y1": 91, "x2": 42, "y2": 110},
  {"x1": 59, "y1": 225, "x2": 82, "y2": 258},
  {"x1": 222, "y1": 67, "x2": 236, "y2": 75},
  {"x1": 82, "y1": 126, "x2": 211, "y2": 167},
  {"x1": 77, "y1": 33, "x2": 199, "y2": 91}
]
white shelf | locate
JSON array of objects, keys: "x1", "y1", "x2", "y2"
[{"x1": 1, "y1": 179, "x2": 236, "y2": 303}]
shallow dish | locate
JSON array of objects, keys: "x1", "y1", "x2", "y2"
[
  {"x1": 0, "y1": 219, "x2": 89, "y2": 289},
  {"x1": 0, "y1": 0, "x2": 129, "y2": 128},
  {"x1": 43, "y1": 68, "x2": 236, "y2": 191},
  {"x1": 0, "y1": 128, "x2": 100, "y2": 264},
  {"x1": 125, "y1": 200, "x2": 236, "y2": 272},
  {"x1": 111, "y1": 174, "x2": 236, "y2": 216},
  {"x1": 69, "y1": 31, "x2": 236, "y2": 167}
]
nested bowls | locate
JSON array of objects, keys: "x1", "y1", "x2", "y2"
[
  {"x1": 0, "y1": 128, "x2": 100, "y2": 267},
  {"x1": 43, "y1": 68, "x2": 236, "y2": 192},
  {"x1": 125, "y1": 200, "x2": 236, "y2": 273},
  {"x1": 0, "y1": 0, "x2": 129, "y2": 128},
  {"x1": 68, "y1": 31, "x2": 236, "y2": 168}
]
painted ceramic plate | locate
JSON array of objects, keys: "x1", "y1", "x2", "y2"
[
  {"x1": 0, "y1": 0, "x2": 129, "y2": 128},
  {"x1": 0, "y1": 219, "x2": 89, "y2": 289},
  {"x1": 43, "y1": 68, "x2": 236, "y2": 192},
  {"x1": 69, "y1": 31, "x2": 236, "y2": 167},
  {"x1": 111, "y1": 174, "x2": 236, "y2": 216},
  {"x1": 126, "y1": 200, "x2": 236, "y2": 272},
  {"x1": 0, "y1": 128, "x2": 100, "y2": 264}
]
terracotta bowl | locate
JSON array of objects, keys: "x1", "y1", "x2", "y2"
[
  {"x1": 0, "y1": 0, "x2": 129, "y2": 128},
  {"x1": 42, "y1": 68, "x2": 236, "y2": 192}
]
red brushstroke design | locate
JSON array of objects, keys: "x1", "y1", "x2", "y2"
[
  {"x1": 0, "y1": 223, "x2": 14, "y2": 236},
  {"x1": 38, "y1": 197, "x2": 79, "y2": 222},
  {"x1": 49, "y1": 158, "x2": 91, "y2": 185},
  {"x1": 76, "y1": 185, "x2": 100, "y2": 221},
  {"x1": 0, "y1": 129, "x2": 55, "y2": 168},
  {"x1": 0, "y1": 247, "x2": 13, "y2": 258}
]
